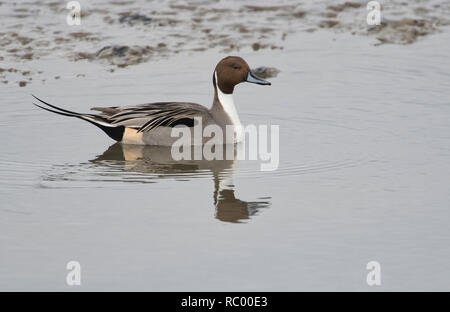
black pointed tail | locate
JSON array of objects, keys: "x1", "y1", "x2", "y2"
[{"x1": 33, "y1": 95, "x2": 124, "y2": 142}]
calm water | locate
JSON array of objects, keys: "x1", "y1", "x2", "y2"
[{"x1": 1, "y1": 3, "x2": 450, "y2": 291}]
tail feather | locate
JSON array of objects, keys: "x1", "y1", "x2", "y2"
[
  {"x1": 33, "y1": 103, "x2": 79, "y2": 118},
  {"x1": 33, "y1": 95, "x2": 125, "y2": 142},
  {"x1": 33, "y1": 95, "x2": 88, "y2": 116}
]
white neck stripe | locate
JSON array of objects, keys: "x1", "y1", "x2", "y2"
[{"x1": 215, "y1": 71, "x2": 242, "y2": 126}]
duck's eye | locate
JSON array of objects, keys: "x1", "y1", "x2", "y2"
[{"x1": 233, "y1": 65, "x2": 240, "y2": 70}]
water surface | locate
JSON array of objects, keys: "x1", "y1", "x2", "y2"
[{"x1": 1, "y1": 2, "x2": 450, "y2": 291}]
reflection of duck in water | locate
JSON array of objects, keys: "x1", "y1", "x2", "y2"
[{"x1": 92, "y1": 143, "x2": 271, "y2": 223}]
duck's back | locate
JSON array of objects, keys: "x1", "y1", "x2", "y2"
[{"x1": 91, "y1": 102, "x2": 213, "y2": 145}]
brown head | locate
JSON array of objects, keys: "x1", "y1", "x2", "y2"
[{"x1": 213, "y1": 56, "x2": 271, "y2": 94}]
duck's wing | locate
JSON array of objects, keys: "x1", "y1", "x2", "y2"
[
  {"x1": 91, "y1": 102, "x2": 210, "y2": 132},
  {"x1": 33, "y1": 95, "x2": 210, "y2": 139}
]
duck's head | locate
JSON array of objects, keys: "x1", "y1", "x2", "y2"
[{"x1": 213, "y1": 56, "x2": 271, "y2": 94}]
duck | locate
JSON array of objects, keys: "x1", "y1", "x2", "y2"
[{"x1": 33, "y1": 56, "x2": 271, "y2": 146}]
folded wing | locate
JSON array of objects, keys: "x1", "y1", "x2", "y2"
[{"x1": 91, "y1": 102, "x2": 208, "y2": 132}]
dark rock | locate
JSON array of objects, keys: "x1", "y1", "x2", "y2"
[
  {"x1": 251, "y1": 66, "x2": 280, "y2": 79},
  {"x1": 118, "y1": 13, "x2": 153, "y2": 26}
]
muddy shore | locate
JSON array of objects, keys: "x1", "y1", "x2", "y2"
[{"x1": 1, "y1": 0, "x2": 449, "y2": 86}]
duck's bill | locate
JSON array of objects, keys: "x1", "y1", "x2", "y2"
[{"x1": 246, "y1": 71, "x2": 271, "y2": 85}]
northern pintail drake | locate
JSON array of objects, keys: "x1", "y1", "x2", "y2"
[{"x1": 34, "y1": 56, "x2": 271, "y2": 146}]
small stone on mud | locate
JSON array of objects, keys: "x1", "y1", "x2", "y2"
[
  {"x1": 292, "y1": 11, "x2": 306, "y2": 18},
  {"x1": 252, "y1": 43, "x2": 261, "y2": 51},
  {"x1": 327, "y1": 2, "x2": 362, "y2": 12},
  {"x1": 319, "y1": 20, "x2": 340, "y2": 28},
  {"x1": 118, "y1": 13, "x2": 153, "y2": 26},
  {"x1": 94, "y1": 45, "x2": 156, "y2": 67}
]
